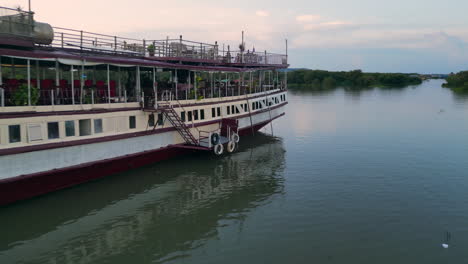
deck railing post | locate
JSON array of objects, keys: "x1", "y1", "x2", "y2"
[
  {"x1": 124, "y1": 90, "x2": 127, "y2": 102},
  {"x1": 61, "y1": 33, "x2": 64, "y2": 48},
  {"x1": 143, "y1": 39, "x2": 146, "y2": 56},
  {"x1": 50, "y1": 90, "x2": 54, "y2": 106},
  {"x1": 114, "y1": 36, "x2": 117, "y2": 52}
]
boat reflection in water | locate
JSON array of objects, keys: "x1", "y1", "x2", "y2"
[{"x1": 0, "y1": 134, "x2": 286, "y2": 264}]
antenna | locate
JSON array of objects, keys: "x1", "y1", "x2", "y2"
[{"x1": 28, "y1": 0, "x2": 31, "y2": 12}]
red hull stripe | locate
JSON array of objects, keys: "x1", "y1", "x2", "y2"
[
  {"x1": 0, "y1": 103, "x2": 287, "y2": 157},
  {"x1": 0, "y1": 115, "x2": 282, "y2": 206}
]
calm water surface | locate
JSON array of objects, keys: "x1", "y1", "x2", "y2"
[{"x1": 2, "y1": 79, "x2": 468, "y2": 263}]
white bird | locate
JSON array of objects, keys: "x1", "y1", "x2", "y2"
[{"x1": 442, "y1": 243, "x2": 449, "y2": 249}]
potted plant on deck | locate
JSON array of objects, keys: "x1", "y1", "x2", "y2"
[{"x1": 147, "y1": 44, "x2": 155, "y2": 56}]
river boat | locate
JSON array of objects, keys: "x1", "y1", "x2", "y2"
[{"x1": 0, "y1": 6, "x2": 288, "y2": 205}]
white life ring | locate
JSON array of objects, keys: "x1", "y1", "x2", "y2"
[
  {"x1": 227, "y1": 141, "x2": 236, "y2": 153},
  {"x1": 214, "y1": 144, "x2": 224, "y2": 155},
  {"x1": 231, "y1": 133, "x2": 240, "y2": 143}
]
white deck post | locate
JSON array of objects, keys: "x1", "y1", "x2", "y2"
[
  {"x1": 35, "y1": 60, "x2": 40, "y2": 90},
  {"x1": 249, "y1": 71, "x2": 252, "y2": 94},
  {"x1": 194, "y1": 71, "x2": 197, "y2": 99},
  {"x1": 259, "y1": 71, "x2": 263, "y2": 92},
  {"x1": 80, "y1": 61, "x2": 84, "y2": 104},
  {"x1": 1, "y1": 88, "x2": 4, "y2": 107},
  {"x1": 136, "y1": 66, "x2": 141, "y2": 102},
  {"x1": 55, "y1": 60, "x2": 59, "y2": 91},
  {"x1": 225, "y1": 72, "x2": 228, "y2": 96},
  {"x1": 285, "y1": 70, "x2": 288, "y2": 90},
  {"x1": 0, "y1": 56, "x2": 2, "y2": 88},
  {"x1": 153, "y1": 67, "x2": 157, "y2": 108},
  {"x1": 238, "y1": 72, "x2": 241, "y2": 95},
  {"x1": 175, "y1": 69, "x2": 178, "y2": 100},
  {"x1": 210, "y1": 72, "x2": 213, "y2": 98},
  {"x1": 107, "y1": 64, "x2": 111, "y2": 104},
  {"x1": 27, "y1": 59, "x2": 31, "y2": 106},
  {"x1": 0, "y1": 56, "x2": 3, "y2": 107},
  {"x1": 118, "y1": 67, "x2": 122, "y2": 100},
  {"x1": 71, "y1": 65, "x2": 75, "y2": 105},
  {"x1": 187, "y1": 71, "x2": 191, "y2": 100}
]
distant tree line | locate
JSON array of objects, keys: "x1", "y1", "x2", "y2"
[
  {"x1": 287, "y1": 69, "x2": 422, "y2": 90},
  {"x1": 443, "y1": 71, "x2": 468, "y2": 91}
]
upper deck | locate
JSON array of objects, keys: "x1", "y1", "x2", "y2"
[
  {"x1": 0, "y1": 6, "x2": 288, "y2": 112},
  {"x1": 0, "y1": 6, "x2": 288, "y2": 69}
]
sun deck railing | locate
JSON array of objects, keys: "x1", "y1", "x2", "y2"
[
  {"x1": 40, "y1": 26, "x2": 287, "y2": 65},
  {"x1": 51, "y1": 27, "x2": 147, "y2": 56}
]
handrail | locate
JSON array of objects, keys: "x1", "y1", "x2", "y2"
[{"x1": 41, "y1": 25, "x2": 288, "y2": 65}]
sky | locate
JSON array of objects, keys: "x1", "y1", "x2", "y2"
[{"x1": 3, "y1": 0, "x2": 468, "y2": 73}]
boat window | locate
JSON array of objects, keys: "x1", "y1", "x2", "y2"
[
  {"x1": 200, "y1": 109, "x2": 205, "y2": 120},
  {"x1": 181, "y1": 111, "x2": 186, "y2": 122},
  {"x1": 148, "y1": 114, "x2": 155, "y2": 127},
  {"x1": 129, "y1": 116, "x2": 136, "y2": 129},
  {"x1": 65, "y1": 121, "x2": 75, "y2": 137},
  {"x1": 236, "y1": 106, "x2": 240, "y2": 114},
  {"x1": 79, "y1": 119, "x2": 92, "y2": 136},
  {"x1": 94, "y1": 119, "x2": 103, "y2": 134},
  {"x1": 227, "y1": 106, "x2": 230, "y2": 115},
  {"x1": 194, "y1": 110, "x2": 199, "y2": 120},
  {"x1": 211, "y1": 108, "x2": 216, "y2": 118},
  {"x1": 188, "y1": 111, "x2": 193, "y2": 121},
  {"x1": 231, "y1": 105, "x2": 235, "y2": 114},
  {"x1": 8, "y1": 125, "x2": 21, "y2": 143},
  {"x1": 252, "y1": 102, "x2": 255, "y2": 110},
  {"x1": 47, "y1": 122, "x2": 60, "y2": 139},
  {"x1": 217, "y1": 107, "x2": 221, "y2": 116},
  {"x1": 158, "y1": 113, "x2": 164, "y2": 125}
]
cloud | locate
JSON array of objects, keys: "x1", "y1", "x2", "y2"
[
  {"x1": 296, "y1": 14, "x2": 321, "y2": 23},
  {"x1": 256, "y1": 10, "x2": 270, "y2": 17}
]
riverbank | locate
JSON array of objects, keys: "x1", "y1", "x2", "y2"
[
  {"x1": 287, "y1": 69, "x2": 422, "y2": 90},
  {"x1": 442, "y1": 71, "x2": 468, "y2": 92}
]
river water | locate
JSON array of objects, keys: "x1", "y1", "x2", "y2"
[{"x1": 1, "y1": 79, "x2": 468, "y2": 263}]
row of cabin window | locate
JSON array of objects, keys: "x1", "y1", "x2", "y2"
[
  {"x1": 180, "y1": 109, "x2": 205, "y2": 122},
  {"x1": 6, "y1": 116, "x2": 137, "y2": 144},
  {"x1": 177, "y1": 94, "x2": 286, "y2": 123}
]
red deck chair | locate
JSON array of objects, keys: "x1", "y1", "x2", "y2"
[
  {"x1": 96, "y1": 80, "x2": 106, "y2": 97},
  {"x1": 109, "y1": 80, "x2": 116, "y2": 97}
]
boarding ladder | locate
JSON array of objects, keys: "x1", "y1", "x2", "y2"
[{"x1": 158, "y1": 102, "x2": 198, "y2": 146}]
